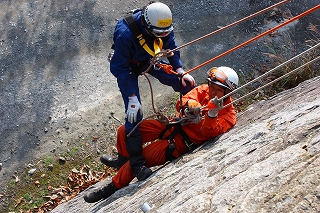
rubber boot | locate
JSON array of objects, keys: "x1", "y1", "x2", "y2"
[
  {"x1": 133, "y1": 165, "x2": 152, "y2": 181},
  {"x1": 83, "y1": 182, "x2": 117, "y2": 203},
  {"x1": 100, "y1": 154, "x2": 129, "y2": 169}
]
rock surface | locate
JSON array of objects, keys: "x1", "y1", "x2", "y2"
[{"x1": 52, "y1": 77, "x2": 320, "y2": 212}]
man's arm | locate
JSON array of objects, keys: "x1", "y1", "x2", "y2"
[
  {"x1": 199, "y1": 103, "x2": 236, "y2": 138},
  {"x1": 110, "y1": 25, "x2": 138, "y2": 98},
  {"x1": 163, "y1": 31, "x2": 183, "y2": 70},
  {"x1": 175, "y1": 85, "x2": 207, "y2": 111}
]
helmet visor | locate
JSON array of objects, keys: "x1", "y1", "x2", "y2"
[{"x1": 151, "y1": 26, "x2": 173, "y2": 37}]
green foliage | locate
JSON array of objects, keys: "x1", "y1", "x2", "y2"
[
  {"x1": 7, "y1": 179, "x2": 15, "y2": 189},
  {"x1": 260, "y1": 28, "x2": 319, "y2": 96},
  {"x1": 43, "y1": 156, "x2": 53, "y2": 167},
  {"x1": 69, "y1": 146, "x2": 79, "y2": 157},
  {"x1": 33, "y1": 197, "x2": 46, "y2": 208},
  {"x1": 234, "y1": 25, "x2": 320, "y2": 112},
  {"x1": 23, "y1": 193, "x2": 32, "y2": 202}
]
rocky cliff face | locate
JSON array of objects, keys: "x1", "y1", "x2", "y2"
[{"x1": 52, "y1": 77, "x2": 320, "y2": 212}]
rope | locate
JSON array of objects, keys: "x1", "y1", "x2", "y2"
[
  {"x1": 142, "y1": 73, "x2": 157, "y2": 112},
  {"x1": 171, "y1": 0, "x2": 292, "y2": 52},
  {"x1": 166, "y1": 44, "x2": 320, "y2": 126},
  {"x1": 143, "y1": 0, "x2": 293, "y2": 73},
  {"x1": 220, "y1": 42, "x2": 320, "y2": 100},
  {"x1": 141, "y1": 3, "x2": 320, "y2": 80},
  {"x1": 223, "y1": 55, "x2": 320, "y2": 109},
  {"x1": 184, "y1": 4, "x2": 320, "y2": 75},
  {"x1": 129, "y1": 53, "x2": 319, "y2": 136},
  {"x1": 127, "y1": 3, "x2": 320, "y2": 134}
]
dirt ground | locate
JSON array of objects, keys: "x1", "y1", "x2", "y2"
[{"x1": 0, "y1": 0, "x2": 319, "y2": 210}]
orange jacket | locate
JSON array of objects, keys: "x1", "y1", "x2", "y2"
[{"x1": 176, "y1": 84, "x2": 237, "y2": 145}]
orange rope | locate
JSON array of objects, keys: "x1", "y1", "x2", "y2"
[
  {"x1": 171, "y1": 0, "x2": 292, "y2": 52},
  {"x1": 156, "y1": 63, "x2": 178, "y2": 75},
  {"x1": 184, "y1": 4, "x2": 320, "y2": 75}
]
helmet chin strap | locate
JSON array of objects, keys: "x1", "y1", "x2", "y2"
[
  {"x1": 223, "y1": 88, "x2": 229, "y2": 103},
  {"x1": 140, "y1": 16, "x2": 155, "y2": 37}
]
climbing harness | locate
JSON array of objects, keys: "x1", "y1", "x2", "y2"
[
  {"x1": 124, "y1": 15, "x2": 163, "y2": 57},
  {"x1": 158, "y1": 122, "x2": 197, "y2": 161},
  {"x1": 123, "y1": 14, "x2": 174, "y2": 116}
]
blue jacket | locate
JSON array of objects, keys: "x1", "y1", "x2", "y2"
[{"x1": 110, "y1": 11, "x2": 183, "y2": 97}]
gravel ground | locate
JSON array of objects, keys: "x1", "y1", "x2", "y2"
[{"x1": 0, "y1": 0, "x2": 319, "y2": 208}]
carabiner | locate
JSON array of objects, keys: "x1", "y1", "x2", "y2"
[
  {"x1": 168, "y1": 139, "x2": 176, "y2": 150},
  {"x1": 153, "y1": 60, "x2": 161, "y2": 70}
]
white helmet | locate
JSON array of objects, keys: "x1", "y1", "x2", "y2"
[
  {"x1": 141, "y1": 2, "x2": 173, "y2": 37},
  {"x1": 207, "y1": 66, "x2": 239, "y2": 91}
]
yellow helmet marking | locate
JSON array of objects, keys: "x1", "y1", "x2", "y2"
[{"x1": 158, "y1": 18, "x2": 172, "y2": 27}]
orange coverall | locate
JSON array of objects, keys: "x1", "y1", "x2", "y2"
[{"x1": 112, "y1": 84, "x2": 236, "y2": 189}]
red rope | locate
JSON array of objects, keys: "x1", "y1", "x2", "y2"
[{"x1": 185, "y1": 4, "x2": 320, "y2": 75}]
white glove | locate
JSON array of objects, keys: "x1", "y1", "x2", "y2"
[
  {"x1": 176, "y1": 68, "x2": 195, "y2": 87},
  {"x1": 207, "y1": 96, "x2": 223, "y2": 118},
  {"x1": 126, "y1": 96, "x2": 143, "y2": 123},
  {"x1": 162, "y1": 49, "x2": 174, "y2": 57}
]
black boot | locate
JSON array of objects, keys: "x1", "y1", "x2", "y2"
[
  {"x1": 83, "y1": 182, "x2": 117, "y2": 203},
  {"x1": 100, "y1": 154, "x2": 129, "y2": 169},
  {"x1": 133, "y1": 165, "x2": 152, "y2": 181}
]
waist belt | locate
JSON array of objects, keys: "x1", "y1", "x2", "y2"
[
  {"x1": 129, "y1": 60, "x2": 148, "y2": 66},
  {"x1": 129, "y1": 60, "x2": 149, "y2": 74},
  {"x1": 158, "y1": 123, "x2": 196, "y2": 161}
]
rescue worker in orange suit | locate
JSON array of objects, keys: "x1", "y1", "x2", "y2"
[
  {"x1": 84, "y1": 66, "x2": 238, "y2": 203},
  {"x1": 107, "y1": 1, "x2": 195, "y2": 182}
]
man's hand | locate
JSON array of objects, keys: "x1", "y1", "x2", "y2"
[
  {"x1": 162, "y1": 49, "x2": 174, "y2": 57},
  {"x1": 176, "y1": 68, "x2": 195, "y2": 87},
  {"x1": 187, "y1": 100, "x2": 201, "y2": 115},
  {"x1": 207, "y1": 96, "x2": 223, "y2": 118},
  {"x1": 126, "y1": 96, "x2": 143, "y2": 123}
]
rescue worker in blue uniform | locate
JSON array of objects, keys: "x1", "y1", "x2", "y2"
[{"x1": 104, "y1": 1, "x2": 196, "y2": 181}]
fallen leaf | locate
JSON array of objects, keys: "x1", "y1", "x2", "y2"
[
  {"x1": 15, "y1": 197, "x2": 23, "y2": 208},
  {"x1": 15, "y1": 175, "x2": 20, "y2": 183}
]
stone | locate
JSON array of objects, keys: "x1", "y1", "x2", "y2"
[{"x1": 28, "y1": 168, "x2": 36, "y2": 176}]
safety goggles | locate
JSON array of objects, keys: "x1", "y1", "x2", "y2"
[
  {"x1": 207, "y1": 68, "x2": 235, "y2": 91},
  {"x1": 151, "y1": 26, "x2": 173, "y2": 37}
]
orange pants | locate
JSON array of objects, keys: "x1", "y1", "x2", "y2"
[{"x1": 112, "y1": 120, "x2": 189, "y2": 189}]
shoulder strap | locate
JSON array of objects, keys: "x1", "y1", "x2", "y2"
[
  {"x1": 124, "y1": 15, "x2": 160, "y2": 56},
  {"x1": 124, "y1": 15, "x2": 142, "y2": 40}
]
